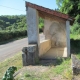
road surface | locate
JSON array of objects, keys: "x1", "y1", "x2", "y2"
[{"x1": 0, "y1": 33, "x2": 45, "y2": 62}]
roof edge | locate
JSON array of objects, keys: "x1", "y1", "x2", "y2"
[{"x1": 25, "y1": 1, "x2": 74, "y2": 25}]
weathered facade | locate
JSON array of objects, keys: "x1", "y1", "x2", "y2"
[{"x1": 22, "y1": 2, "x2": 74, "y2": 65}]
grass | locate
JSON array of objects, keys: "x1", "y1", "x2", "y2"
[
  {"x1": 0, "y1": 34, "x2": 80, "y2": 80},
  {"x1": 15, "y1": 47, "x2": 80, "y2": 80},
  {"x1": 0, "y1": 52, "x2": 23, "y2": 79},
  {"x1": 1, "y1": 51, "x2": 80, "y2": 80},
  {"x1": 15, "y1": 58, "x2": 72, "y2": 80},
  {"x1": 0, "y1": 51, "x2": 72, "y2": 80},
  {"x1": 70, "y1": 34, "x2": 80, "y2": 40},
  {"x1": 0, "y1": 51, "x2": 80, "y2": 80}
]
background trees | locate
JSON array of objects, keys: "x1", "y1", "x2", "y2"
[
  {"x1": 0, "y1": 15, "x2": 27, "y2": 31},
  {"x1": 0, "y1": 15, "x2": 44, "y2": 31},
  {"x1": 0, "y1": 15, "x2": 44, "y2": 42},
  {"x1": 56, "y1": 0, "x2": 80, "y2": 34}
]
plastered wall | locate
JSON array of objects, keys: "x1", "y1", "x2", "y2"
[
  {"x1": 39, "y1": 17, "x2": 68, "y2": 58},
  {"x1": 44, "y1": 17, "x2": 67, "y2": 48}
]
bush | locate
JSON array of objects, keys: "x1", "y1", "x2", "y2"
[
  {"x1": 0, "y1": 27, "x2": 44, "y2": 43},
  {"x1": 2, "y1": 66, "x2": 17, "y2": 80},
  {"x1": 71, "y1": 22, "x2": 80, "y2": 35},
  {"x1": 0, "y1": 29, "x2": 27, "y2": 42}
]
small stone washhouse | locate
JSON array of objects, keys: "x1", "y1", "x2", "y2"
[{"x1": 22, "y1": 2, "x2": 74, "y2": 66}]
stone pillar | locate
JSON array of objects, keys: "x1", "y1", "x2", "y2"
[
  {"x1": 27, "y1": 44, "x2": 38, "y2": 65},
  {"x1": 66, "y1": 20, "x2": 70, "y2": 57},
  {"x1": 22, "y1": 47, "x2": 27, "y2": 66},
  {"x1": 22, "y1": 45, "x2": 38, "y2": 66},
  {"x1": 26, "y1": 7, "x2": 40, "y2": 59},
  {"x1": 71, "y1": 54, "x2": 80, "y2": 75},
  {"x1": 27, "y1": 7, "x2": 40, "y2": 45}
]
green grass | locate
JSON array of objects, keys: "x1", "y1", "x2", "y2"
[
  {"x1": 15, "y1": 58, "x2": 72, "y2": 80},
  {"x1": 0, "y1": 51, "x2": 80, "y2": 80},
  {"x1": 70, "y1": 34, "x2": 80, "y2": 40},
  {"x1": 1, "y1": 33, "x2": 80, "y2": 80},
  {"x1": 0, "y1": 52, "x2": 76, "y2": 80},
  {"x1": 0, "y1": 52, "x2": 23, "y2": 79}
]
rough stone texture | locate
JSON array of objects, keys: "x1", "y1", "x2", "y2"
[
  {"x1": 27, "y1": 44, "x2": 37, "y2": 65},
  {"x1": 27, "y1": 7, "x2": 40, "y2": 60},
  {"x1": 44, "y1": 18, "x2": 66, "y2": 48},
  {"x1": 22, "y1": 45, "x2": 38, "y2": 65},
  {"x1": 22, "y1": 52, "x2": 27, "y2": 66},
  {"x1": 42, "y1": 18, "x2": 69, "y2": 58},
  {"x1": 26, "y1": 4, "x2": 70, "y2": 60},
  {"x1": 71, "y1": 54, "x2": 80, "y2": 75},
  {"x1": 22, "y1": 47, "x2": 27, "y2": 66}
]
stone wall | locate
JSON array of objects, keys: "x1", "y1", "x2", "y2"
[
  {"x1": 44, "y1": 17, "x2": 67, "y2": 48},
  {"x1": 40, "y1": 16, "x2": 68, "y2": 58}
]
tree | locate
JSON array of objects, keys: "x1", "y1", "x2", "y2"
[
  {"x1": 56, "y1": 0, "x2": 80, "y2": 34},
  {"x1": 56, "y1": 0, "x2": 64, "y2": 9},
  {"x1": 0, "y1": 20, "x2": 5, "y2": 30}
]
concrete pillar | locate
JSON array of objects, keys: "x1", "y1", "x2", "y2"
[
  {"x1": 27, "y1": 7, "x2": 40, "y2": 45},
  {"x1": 66, "y1": 20, "x2": 70, "y2": 57}
]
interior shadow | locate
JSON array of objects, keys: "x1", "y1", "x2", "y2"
[
  {"x1": 70, "y1": 39, "x2": 80, "y2": 54},
  {"x1": 36, "y1": 58, "x2": 65, "y2": 66}
]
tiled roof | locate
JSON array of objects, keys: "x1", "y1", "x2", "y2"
[{"x1": 26, "y1": 2, "x2": 74, "y2": 24}]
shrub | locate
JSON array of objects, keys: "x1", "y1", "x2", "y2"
[
  {"x1": 2, "y1": 66, "x2": 17, "y2": 80},
  {"x1": 0, "y1": 29, "x2": 27, "y2": 42}
]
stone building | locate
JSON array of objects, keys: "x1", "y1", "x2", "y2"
[{"x1": 22, "y1": 2, "x2": 74, "y2": 65}]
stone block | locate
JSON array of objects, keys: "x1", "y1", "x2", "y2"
[
  {"x1": 22, "y1": 47, "x2": 27, "y2": 66},
  {"x1": 22, "y1": 52, "x2": 27, "y2": 66},
  {"x1": 71, "y1": 54, "x2": 80, "y2": 75},
  {"x1": 22, "y1": 45, "x2": 39, "y2": 66},
  {"x1": 27, "y1": 44, "x2": 38, "y2": 65}
]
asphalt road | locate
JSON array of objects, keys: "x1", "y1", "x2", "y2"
[{"x1": 0, "y1": 33, "x2": 45, "y2": 62}]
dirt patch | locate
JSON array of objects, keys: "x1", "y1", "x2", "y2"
[
  {"x1": 14, "y1": 66, "x2": 49, "y2": 79},
  {"x1": 14, "y1": 59, "x2": 65, "y2": 80},
  {"x1": 73, "y1": 75, "x2": 80, "y2": 80}
]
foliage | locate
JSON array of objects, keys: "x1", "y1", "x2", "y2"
[
  {"x1": 0, "y1": 15, "x2": 27, "y2": 30},
  {"x1": 0, "y1": 15, "x2": 44, "y2": 42},
  {"x1": 2, "y1": 66, "x2": 17, "y2": 80},
  {"x1": 15, "y1": 58, "x2": 71, "y2": 80},
  {"x1": 56, "y1": 0, "x2": 80, "y2": 34},
  {"x1": 0, "y1": 15, "x2": 44, "y2": 31},
  {"x1": 63, "y1": 68, "x2": 73, "y2": 80},
  {"x1": 70, "y1": 34, "x2": 80, "y2": 40},
  {"x1": 0, "y1": 52, "x2": 22, "y2": 79},
  {"x1": 56, "y1": 0, "x2": 64, "y2": 9},
  {"x1": 39, "y1": 18, "x2": 44, "y2": 29},
  {"x1": 0, "y1": 29, "x2": 27, "y2": 42}
]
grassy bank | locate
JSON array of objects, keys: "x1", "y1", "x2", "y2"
[
  {"x1": 0, "y1": 29, "x2": 43, "y2": 45},
  {"x1": 70, "y1": 34, "x2": 80, "y2": 40},
  {"x1": 0, "y1": 51, "x2": 80, "y2": 80},
  {"x1": 0, "y1": 52, "x2": 22, "y2": 79},
  {"x1": 15, "y1": 58, "x2": 72, "y2": 80},
  {"x1": 0, "y1": 34, "x2": 80, "y2": 80}
]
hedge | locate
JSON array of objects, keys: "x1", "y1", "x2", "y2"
[
  {"x1": 0, "y1": 29, "x2": 27, "y2": 42},
  {"x1": 0, "y1": 28, "x2": 43, "y2": 42}
]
